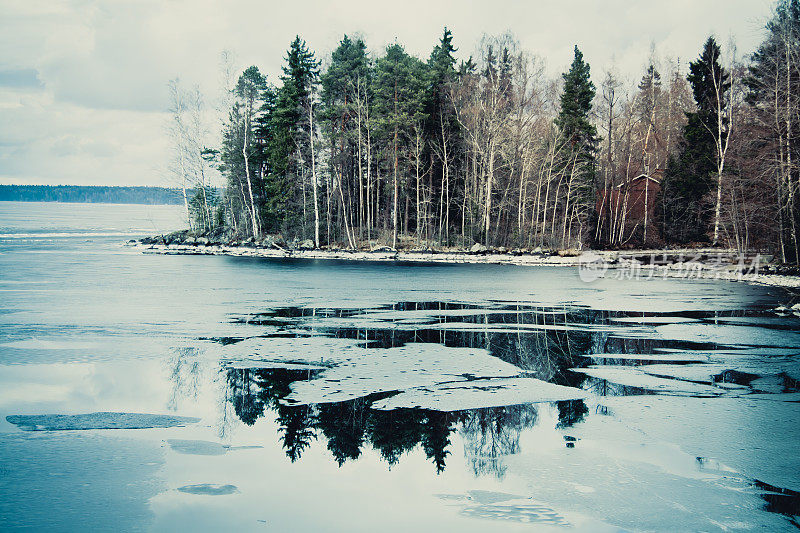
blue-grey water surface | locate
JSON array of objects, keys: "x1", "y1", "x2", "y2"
[{"x1": 1, "y1": 201, "x2": 799, "y2": 532}]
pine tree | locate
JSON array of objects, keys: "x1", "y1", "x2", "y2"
[
  {"x1": 424, "y1": 28, "x2": 459, "y2": 241},
  {"x1": 262, "y1": 36, "x2": 319, "y2": 235},
  {"x1": 637, "y1": 64, "x2": 662, "y2": 173},
  {"x1": 658, "y1": 37, "x2": 728, "y2": 243},
  {"x1": 557, "y1": 46, "x2": 597, "y2": 151},
  {"x1": 373, "y1": 44, "x2": 428, "y2": 247},
  {"x1": 556, "y1": 46, "x2": 597, "y2": 241},
  {"x1": 319, "y1": 34, "x2": 371, "y2": 247}
]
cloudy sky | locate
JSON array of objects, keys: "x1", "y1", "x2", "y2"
[{"x1": 0, "y1": 0, "x2": 774, "y2": 186}]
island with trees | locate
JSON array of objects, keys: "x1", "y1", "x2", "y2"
[{"x1": 155, "y1": 0, "x2": 800, "y2": 271}]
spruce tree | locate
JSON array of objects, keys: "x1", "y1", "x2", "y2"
[
  {"x1": 263, "y1": 36, "x2": 319, "y2": 235},
  {"x1": 557, "y1": 46, "x2": 597, "y2": 151},
  {"x1": 556, "y1": 46, "x2": 597, "y2": 227},
  {"x1": 424, "y1": 28, "x2": 459, "y2": 240},
  {"x1": 657, "y1": 37, "x2": 727, "y2": 243},
  {"x1": 373, "y1": 44, "x2": 428, "y2": 247}
]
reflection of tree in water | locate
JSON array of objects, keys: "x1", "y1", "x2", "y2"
[
  {"x1": 226, "y1": 368, "x2": 266, "y2": 426},
  {"x1": 214, "y1": 303, "x2": 738, "y2": 476},
  {"x1": 166, "y1": 347, "x2": 202, "y2": 411},
  {"x1": 224, "y1": 367, "x2": 580, "y2": 479},
  {"x1": 367, "y1": 409, "x2": 425, "y2": 467},
  {"x1": 556, "y1": 399, "x2": 588, "y2": 428},
  {"x1": 316, "y1": 399, "x2": 368, "y2": 465},
  {"x1": 224, "y1": 368, "x2": 460, "y2": 472},
  {"x1": 277, "y1": 404, "x2": 316, "y2": 462},
  {"x1": 311, "y1": 304, "x2": 607, "y2": 387},
  {"x1": 460, "y1": 404, "x2": 538, "y2": 479},
  {"x1": 420, "y1": 410, "x2": 455, "y2": 474}
]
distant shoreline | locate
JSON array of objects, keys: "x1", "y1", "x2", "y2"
[
  {"x1": 0, "y1": 185, "x2": 195, "y2": 205},
  {"x1": 129, "y1": 236, "x2": 800, "y2": 291}
]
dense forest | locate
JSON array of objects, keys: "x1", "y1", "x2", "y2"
[
  {"x1": 168, "y1": 0, "x2": 800, "y2": 263},
  {"x1": 0, "y1": 185, "x2": 187, "y2": 205}
]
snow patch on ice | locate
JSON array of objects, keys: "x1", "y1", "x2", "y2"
[
  {"x1": 371, "y1": 377, "x2": 588, "y2": 411},
  {"x1": 285, "y1": 343, "x2": 523, "y2": 405}
]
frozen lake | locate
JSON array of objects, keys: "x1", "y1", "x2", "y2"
[{"x1": 1, "y1": 202, "x2": 799, "y2": 531}]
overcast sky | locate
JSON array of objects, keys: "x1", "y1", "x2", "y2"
[{"x1": 0, "y1": 0, "x2": 775, "y2": 187}]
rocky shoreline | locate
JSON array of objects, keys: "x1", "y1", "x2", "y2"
[{"x1": 130, "y1": 230, "x2": 800, "y2": 290}]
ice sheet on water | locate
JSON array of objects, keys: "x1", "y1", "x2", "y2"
[
  {"x1": 370, "y1": 377, "x2": 588, "y2": 411},
  {"x1": 167, "y1": 439, "x2": 227, "y2": 455},
  {"x1": 744, "y1": 392, "x2": 800, "y2": 402},
  {"x1": 176, "y1": 484, "x2": 238, "y2": 496},
  {"x1": 205, "y1": 335, "x2": 363, "y2": 367},
  {"x1": 223, "y1": 360, "x2": 328, "y2": 371},
  {"x1": 285, "y1": 343, "x2": 523, "y2": 405},
  {"x1": 609, "y1": 316, "x2": 701, "y2": 324},
  {"x1": 711, "y1": 315, "x2": 800, "y2": 328},
  {"x1": 499, "y1": 404, "x2": 795, "y2": 531},
  {"x1": 588, "y1": 352, "x2": 708, "y2": 362},
  {"x1": 166, "y1": 439, "x2": 263, "y2": 455},
  {"x1": 655, "y1": 323, "x2": 800, "y2": 348},
  {"x1": 637, "y1": 364, "x2": 728, "y2": 383},
  {"x1": 459, "y1": 498, "x2": 571, "y2": 526},
  {"x1": 572, "y1": 366, "x2": 725, "y2": 395},
  {"x1": 6, "y1": 412, "x2": 200, "y2": 431},
  {"x1": 596, "y1": 395, "x2": 800, "y2": 491}
]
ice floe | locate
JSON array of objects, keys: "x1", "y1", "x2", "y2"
[
  {"x1": 371, "y1": 377, "x2": 588, "y2": 411},
  {"x1": 166, "y1": 439, "x2": 262, "y2": 455},
  {"x1": 588, "y1": 352, "x2": 709, "y2": 362},
  {"x1": 285, "y1": 343, "x2": 523, "y2": 405},
  {"x1": 655, "y1": 323, "x2": 800, "y2": 348},
  {"x1": 223, "y1": 360, "x2": 327, "y2": 371},
  {"x1": 636, "y1": 363, "x2": 728, "y2": 383},
  {"x1": 176, "y1": 484, "x2": 238, "y2": 496},
  {"x1": 204, "y1": 336, "x2": 363, "y2": 368},
  {"x1": 572, "y1": 366, "x2": 725, "y2": 395}
]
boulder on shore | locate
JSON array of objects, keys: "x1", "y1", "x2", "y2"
[
  {"x1": 371, "y1": 245, "x2": 396, "y2": 253},
  {"x1": 470, "y1": 243, "x2": 488, "y2": 254}
]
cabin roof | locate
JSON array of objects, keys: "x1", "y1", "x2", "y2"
[{"x1": 614, "y1": 173, "x2": 662, "y2": 189}]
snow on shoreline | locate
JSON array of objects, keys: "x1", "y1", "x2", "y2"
[{"x1": 130, "y1": 242, "x2": 800, "y2": 290}]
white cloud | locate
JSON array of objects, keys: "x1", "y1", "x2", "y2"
[{"x1": 0, "y1": 0, "x2": 777, "y2": 185}]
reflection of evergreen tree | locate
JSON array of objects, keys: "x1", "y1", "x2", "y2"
[
  {"x1": 420, "y1": 410, "x2": 456, "y2": 474},
  {"x1": 225, "y1": 367, "x2": 318, "y2": 427},
  {"x1": 277, "y1": 404, "x2": 317, "y2": 462},
  {"x1": 368, "y1": 409, "x2": 424, "y2": 467},
  {"x1": 221, "y1": 303, "x2": 652, "y2": 472},
  {"x1": 317, "y1": 400, "x2": 367, "y2": 466},
  {"x1": 556, "y1": 399, "x2": 588, "y2": 429},
  {"x1": 226, "y1": 369, "x2": 266, "y2": 426}
]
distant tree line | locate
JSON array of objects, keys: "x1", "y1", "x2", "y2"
[
  {"x1": 171, "y1": 0, "x2": 800, "y2": 263},
  {"x1": 0, "y1": 185, "x2": 193, "y2": 205}
]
